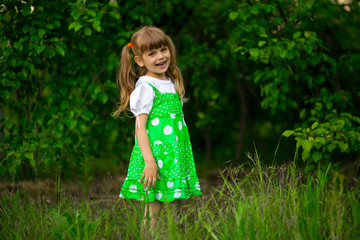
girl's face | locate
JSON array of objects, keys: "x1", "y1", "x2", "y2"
[{"x1": 134, "y1": 46, "x2": 171, "y2": 80}]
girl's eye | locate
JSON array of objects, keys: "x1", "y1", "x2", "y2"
[
  {"x1": 148, "y1": 52, "x2": 154, "y2": 56},
  {"x1": 161, "y1": 48, "x2": 168, "y2": 52}
]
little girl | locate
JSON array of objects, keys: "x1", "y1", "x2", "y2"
[{"x1": 113, "y1": 26, "x2": 202, "y2": 228}]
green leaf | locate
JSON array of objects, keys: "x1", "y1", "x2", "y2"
[
  {"x1": 9, "y1": 59, "x2": 17, "y2": 67},
  {"x1": 69, "y1": 22, "x2": 83, "y2": 32},
  {"x1": 279, "y1": 49, "x2": 287, "y2": 58},
  {"x1": 249, "y1": 48, "x2": 259, "y2": 58},
  {"x1": 84, "y1": 27, "x2": 92, "y2": 36},
  {"x1": 250, "y1": 7, "x2": 259, "y2": 15},
  {"x1": 7, "y1": 151, "x2": 15, "y2": 157},
  {"x1": 38, "y1": 29, "x2": 46, "y2": 39},
  {"x1": 304, "y1": 31, "x2": 315, "y2": 38},
  {"x1": 55, "y1": 46, "x2": 65, "y2": 57},
  {"x1": 311, "y1": 122, "x2": 319, "y2": 130},
  {"x1": 36, "y1": 45, "x2": 46, "y2": 54},
  {"x1": 301, "y1": 139, "x2": 313, "y2": 161},
  {"x1": 109, "y1": 11, "x2": 120, "y2": 20},
  {"x1": 309, "y1": 151, "x2": 322, "y2": 162},
  {"x1": 258, "y1": 40, "x2": 266, "y2": 47},
  {"x1": 92, "y1": 21, "x2": 101, "y2": 32},
  {"x1": 25, "y1": 153, "x2": 35, "y2": 167},
  {"x1": 99, "y1": 92, "x2": 108, "y2": 104},
  {"x1": 74, "y1": 23, "x2": 83, "y2": 32},
  {"x1": 46, "y1": 23, "x2": 54, "y2": 29},
  {"x1": 42, "y1": 86, "x2": 52, "y2": 97},
  {"x1": 22, "y1": 25, "x2": 30, "y2": 34},
  {"x1": 282, "y1": 130, "x2": 294, "y2": 137},
  {"x1": 68, "y1": 22, "x2": 76, "y2": 30},
  {"x1": 45, "y1": 49, "x2": 56, "y2": 58},
  {"x1": 22, "y1": 5, "x2": 31, "y2": 16},
  {"x1": 25, "y1": 62, "x2": 34, "y2": 72},
  {"x1": 14, "y1": 41, "x2": 22, "y2": 50},
  {"x1": 2, "y1": 40, "x2": 8, "y2": 49},
  {"x1": 229, "y1": 12, "x2": 238, "y2": 20},
  {"x1": 338, "y1": 142, "x2": 348, "y2": 153},
  {"x1": 108, "y1": 1, "x2": 119, "y2": 7},
  {"x1": 302, "y1": 148, "x2": 311, "y2": 161},
  {"x1": 293, "y1": 31, "x2": 301, "y2": 39},
  {"x1": 1, "y1": 90, "x2": 10, "y2": 99}
]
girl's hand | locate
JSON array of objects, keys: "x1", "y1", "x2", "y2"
[{"x1": 140, "y1": 160, "x2": 161, "y2": 190}]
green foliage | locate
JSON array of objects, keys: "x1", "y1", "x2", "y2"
[
  {"x1": 0, "y1": 0, "x2": 242, "y2": 179},
  {"x1": 0, "y1": 0, "x2": 148, "y2": 179},
  {"x1": 283, "y1": 112, "x2": 360, "y2": 164},
  {"x1": 229, "y1": 0, "x2": 360, "y2": 164},
  {"x1": 1, "y1": 0, "x2": 359, "y2": 181},
  {"x1": 52, "y1": 207, "x2": 101, "y2": 240}
]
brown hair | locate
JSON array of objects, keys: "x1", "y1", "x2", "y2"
[{"x1": 112, "y1": 26, "x2": 185, "y2": 118}]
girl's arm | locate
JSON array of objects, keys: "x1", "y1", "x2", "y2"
[{"x1": 136, "y1": 114, "x2": 161, "y2": 190}]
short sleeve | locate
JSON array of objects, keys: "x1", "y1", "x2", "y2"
[{"x1": 129, "y1": 82, "x2": 155, "y2": 116}]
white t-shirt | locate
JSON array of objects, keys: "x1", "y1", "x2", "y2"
[{"x1": 130, "y1": 75, "x2": 178, "y2": 117}]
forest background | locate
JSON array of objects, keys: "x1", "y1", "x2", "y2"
[{"x1": 1, "y1": 0, "x2": 360, "y2": 183}]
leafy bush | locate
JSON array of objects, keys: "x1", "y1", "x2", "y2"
[{"x1": 229, "y1": 0, "x2": 360, "y2": 164}]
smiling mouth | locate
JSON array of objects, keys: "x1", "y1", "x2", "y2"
[{"x1": 156, "y1": 61, "x2": 167, "y2": 67}]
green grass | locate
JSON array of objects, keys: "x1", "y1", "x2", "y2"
[{"x1": 1, "y1": 154, "x2": 359, "y2": 240}]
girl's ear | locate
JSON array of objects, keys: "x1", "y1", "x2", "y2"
[{"x1": 134, "y1": 56, "x2": 144, "y2": 67}]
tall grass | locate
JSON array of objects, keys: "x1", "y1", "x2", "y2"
[{"x1": 0, "y1": 154, "x2": 359, "y2": 239}]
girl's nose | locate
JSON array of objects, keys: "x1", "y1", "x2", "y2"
[{"x1": 158, "y1": 53, "x2": 165, "y2": 60}]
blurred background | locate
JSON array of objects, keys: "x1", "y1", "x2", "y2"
[{"x1": 1, "y1": 0, "x2": 359, "y2": 184}]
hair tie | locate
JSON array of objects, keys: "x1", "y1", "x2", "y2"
[{"x1": 127, "y1": 43, "x2": 133, "y2": 48}]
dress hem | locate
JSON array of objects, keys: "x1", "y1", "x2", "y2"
[{"x1": 118, "y1": 192, "x2": 203, "y2": 203}]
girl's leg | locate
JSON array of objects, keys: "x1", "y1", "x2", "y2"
[{"x1": 143, "y1": 200, "x2": 163, "y2": 227}]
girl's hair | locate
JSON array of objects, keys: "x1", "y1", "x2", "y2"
[{"x1": 113, "y1": 26, "x2": 185, "y2": 117}]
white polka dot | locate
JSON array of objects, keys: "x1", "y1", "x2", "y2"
[
  {"x1": 174, "y1": 189, "x2": 181, "y2": 198},
  {"x1": 163, "y1": 125, "x2": 173, "y2": 135},
  {"x1": 119, "y1": 193, "x2": 124, "y2": 197},
  {"x1": 129, "y1": 185, "x2": 137, "y2": 193},
  {"x1": 195, "y1": 182, "x2": 201, "y2": 191},
  {"x1": 182, "y1": 179, "x2": 186, "y2": 184},
  {"x1": 170, "y1": 113, "x2": 176, "y2": 119},
  {"x1": 151, "y1": 117, "x2": 159, "y2": 126},
  {"x1": 164, "y1": 152, "x2": 168, "y2": 155},
  {"x1": 174, "y1": 157, "x2": 177, "y2": 164},
  {"x1": 158, "y1": 160, "x2": 163, "y2": 169},
  {"x1": 167, "y1": 181, "x2": 174, "y2": 188},
  {"x1": 178, "y1": 121, "x2": 183, "y2": 130},
  {"x1": 156, "y1": 191, "x2": 162, "y2": 200},
  {"x1": 154, "y1": 140, "x2": 163, "y2": 145},
  {"x1": 176, "y1": 136, "x2": 178, "y2": 141}
]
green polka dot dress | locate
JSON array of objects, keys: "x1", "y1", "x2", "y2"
[{"x1": 119, "y1": 77, "x2": 202, "y2": 202}]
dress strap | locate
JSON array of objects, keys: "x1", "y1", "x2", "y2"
[{"x1": 137, "y1": 81, "x2": 161, "y2": 94}]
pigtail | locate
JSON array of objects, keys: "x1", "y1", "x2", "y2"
[
  {"x1": 172, "y1": 66, "x2": 188, "y2": 103},
  {"x1": 112, "y1": 45, "x2": 137, "y2": 117},
  {"x1": 165, "y1": 36, "x2": 187, "y2": 102}
]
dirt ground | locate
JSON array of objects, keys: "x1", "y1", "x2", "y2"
[{"x1": 0, "y1": 170, "x2": 225, "y2": 209}]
